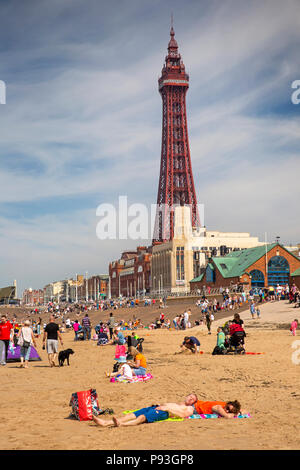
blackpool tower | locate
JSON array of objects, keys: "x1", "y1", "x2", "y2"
[{"x1": 153, "y1": 25, "x2": 200, "y2": 243}]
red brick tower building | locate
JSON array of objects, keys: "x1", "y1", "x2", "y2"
[{"x1": 153, "y1": 26, "x2": 200, "y2": 243}]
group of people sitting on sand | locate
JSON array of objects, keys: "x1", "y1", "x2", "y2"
[{"x1": 106, "y1": 346, "x2": 148, "y2": 381}]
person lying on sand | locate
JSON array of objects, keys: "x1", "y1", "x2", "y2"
[
  {"x1": 188, "y1": 399, "x2": 246, "y2": 418},
  {"x1": 92, "y1": 393, "x2": 198, "y2": 427},
  {"x1": 155, "y1": 399, "x2": 245, "y2": 419}
]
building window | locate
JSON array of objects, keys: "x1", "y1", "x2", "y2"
[
  {"x1": 250, "y1": 269, "x2": 265, "y2": 287},
  {"x1": 206, "y1": 265, "x2": 215, "y2": 283},
  {"x1": 176, "y1": 247, "x2": 185, "y2": 280},
  {"x1": 267, "y1": 256, "x2": 289, "y2": 286}
]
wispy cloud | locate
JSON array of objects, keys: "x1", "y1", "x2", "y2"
[{"x1": 0, "y1": 0, "x2": 299, "y2": 292}]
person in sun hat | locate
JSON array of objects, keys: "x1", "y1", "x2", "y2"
[{"x1": 105, "y1": 356, "x2": 133, "y2": 381}]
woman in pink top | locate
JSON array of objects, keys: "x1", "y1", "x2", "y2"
[
  {"x1": 290, "y1": 319, "x2": 298, "y2": 336},
  {"x1": 73, "y1": 320, "x2": 80, "y2": 341}
]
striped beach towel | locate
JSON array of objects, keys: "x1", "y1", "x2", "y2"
[
  {"x1": 111, "y1": 373, "x2": 153, "y2": 383},
  {"x1": 123, "y1": 410, "x2": 251, "y2": 421}
]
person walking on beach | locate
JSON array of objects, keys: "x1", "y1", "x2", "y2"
[
  {"x1": 290, "y1": 319, "x2": 298, "y2": 336},
  {"x1": 205, "y1": 312, "x2": 211, "y2": 334},
  {"x1": 36, "y1": 317, "x2": 42, "y2": 338},
  {"x1": 250, "y1": 301, "x2": 256, "y2": 319},
  {"x1": 183, "y1": 310, "x2": 190, "y2": 329},
  {"x1": 0, "y1": 314, "x2": 13, "y2": 366},
  {"x1": 17, "y1": 320, "x2": 37, "y2": 368},
  {"x1": 73, "y1": 319, "x2": 80, "y2": 341},
  {"x1": 108, "y1": 313, "x2": 115, "y2": 339},
  {"x1": 43, "y1": 315, "x2": 63, "y2": 367},
  {"x1": 82, "y1": 313, "x2": 91, "y2": 340}
]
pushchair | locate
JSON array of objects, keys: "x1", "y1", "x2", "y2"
[
  {"x1": 127, "y1": 335, "x2": 144, "y2": 353},
  {"x1": 227, "y1": 331, "x2": 246, "y2": 354},
  {"x1": 76, "y1": 329, "x2": 85, "y2": 341}
]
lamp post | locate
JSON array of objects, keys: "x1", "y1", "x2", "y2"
[
  {"x1": 85, "y1": 271, "x2": 88, "y2": 302},
  {"x1": 66, "y1": 279, "x2": 69, "y2": 303}
]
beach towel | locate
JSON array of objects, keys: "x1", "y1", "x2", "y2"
[
  {"x1": 245, "y1": 352, "x2": 265, "y2": 355},
  {"x1": 123, "y1": 410, "x2": 251, "y2": 421},
  {"x1": 188, "y1": 413, "x2": 251, "y2": 419},
  {"x1": 111, "y1": 373, "x2": 153, "y2": 383}
]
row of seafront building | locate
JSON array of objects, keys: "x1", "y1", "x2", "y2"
[
  {"x1": 109, "y1": 206, "x2": 300, "y2": 297},
  {"x1": 22, "y1": 274, "x2": 109, "y2": 306},
  {"x1": 21, "y1": 206, "x2": 300, "y2": 305}
]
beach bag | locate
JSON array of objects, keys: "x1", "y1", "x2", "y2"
[
  {"x1": 69, "y1": 389, "x2": 101, "y2": 421},
  {"x1": 22, "y1": 331, "x2": 31, "y2": 349},
  {"x1": 115, "y1": 344, "x2": 126, "y2": 358},
  {"x1": 212, "y1": 346, "x2": 226, "y2": 355}
]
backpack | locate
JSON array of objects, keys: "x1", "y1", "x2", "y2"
[
  {"x1": 212, "y1": 346, "x2": 226, "y2": 355},
  {"x1": 69, "y1": 389, "x2": 101, "y2": 421}
]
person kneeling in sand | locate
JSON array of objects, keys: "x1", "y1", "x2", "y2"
[
  {"x1": 179, "y1": 336, "x2": 201, "y2": 354},
  {"x1": 92, "y1": 393, "x2": 198, "y2": 427}
]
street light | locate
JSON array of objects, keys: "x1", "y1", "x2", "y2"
[{"x1": 85, "y1": 271, "x2": 88, "y2": 302}]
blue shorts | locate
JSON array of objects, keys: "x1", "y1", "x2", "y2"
[
  {"x1": 133, "y1": 406, "x2": 169, "y2": 423},
  {"x1": 133, "y1": 366, "x2": 146, "y2": 376}
]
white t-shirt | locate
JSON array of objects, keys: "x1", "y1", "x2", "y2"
[
  {"x1": 120, "y1": 363, "x2": 133, "y2": 379},
  {"x1": 19, "y1": 327, "x2": 32, "y2": 346}
]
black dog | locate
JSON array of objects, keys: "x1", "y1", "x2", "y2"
[{"x1": 58, "y1": 349, "x2": 74, "y2": 367}]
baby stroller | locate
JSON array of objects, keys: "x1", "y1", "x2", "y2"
[
  {"x1": 227, "y1": 331, "x2": 246, "y2": 354},
  {"x1": 127, "y1": 335, "x2": 144, "y2": 353}
]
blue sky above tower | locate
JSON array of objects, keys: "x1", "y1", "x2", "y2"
[{"x1": 0, "y1": 0, "x2": 299, "y2": 293}]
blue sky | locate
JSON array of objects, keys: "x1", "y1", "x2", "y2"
[{"x1": 0, "y1": 0, "x2": 299, "y2": 294}]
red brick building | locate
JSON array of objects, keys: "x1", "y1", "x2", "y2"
[
  {"x1": 190, "y1": 243, "x2": 300, "y2": 291},
  {"x1": 291, "y1": 268, "x2": 300, "y2": 290},
  {"x1": 109, "y1": 246, "x2": 152, "y2": 298},
  {"x1": 22, "y1": 289, "x2": 44, "y2": 305}
]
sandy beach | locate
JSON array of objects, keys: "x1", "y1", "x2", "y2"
[{"x1": 1, "y1": 299, "x2": 300, "y2": 450}]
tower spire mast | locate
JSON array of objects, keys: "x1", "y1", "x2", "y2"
[{"x1": 153, "y1": 24, "x2": 200, "y2": 243}]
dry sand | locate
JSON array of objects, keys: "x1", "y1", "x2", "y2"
[{"x1": 1, "y1": 299, "x2": 300, "y2": 450}]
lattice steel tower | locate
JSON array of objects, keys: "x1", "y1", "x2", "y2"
[{"x1": 153, "y1": 25, "x2": 200, "y2": 243}]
